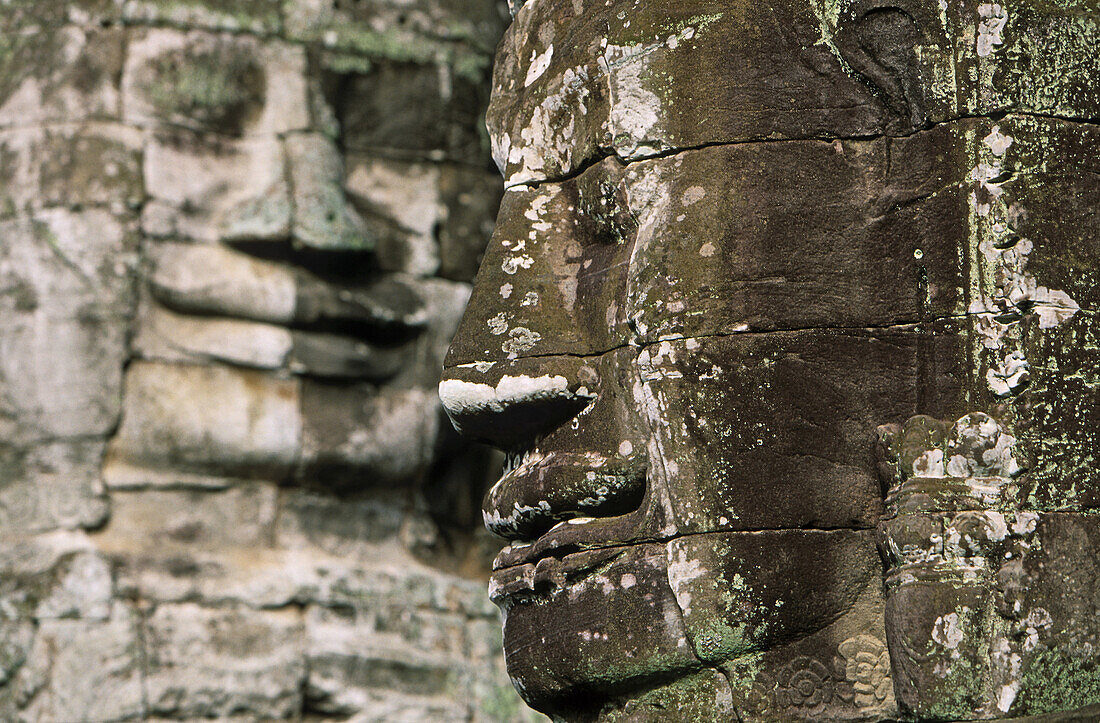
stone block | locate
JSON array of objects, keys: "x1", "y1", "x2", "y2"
[
  {"x1": 105, "y1": 361, "x2": 301, "y2": 480},
  {"x1": 142, "y1": 131, "x2": 290, "y2": 243},
  {"x1": 146, "y1": 241, "x2": 297, "y2": 324},
  {"x1": 0, "y1": 209, "x2": 134, "y2": 444},
  {"x1": 0, "y1": 531, "x2": 114, "y2": 623},
  {"x1": 121, "y1": 0, "x2": 285, "y2": 35},
  {"x1": 0, "y1": 123, "x2": 143, "y2": 216},
  {"x1": 284, "y1": 0, "x2": 505, "y2": 56},
  {"x1": 91, "y1": 484, "x2": 289, "y2": 605},
  {"x1": 286, "y1": 132, "x2": 374, "y2": 251},
  {"x1": 304, "y1": 604, "x2": 466, "y2": 709},
  {"x1": 13, "y1": 607, "x2": 144, "y2": 722},
  {"x1": 276, "y1": 488, "x2": 409, "y2": 556},
  {"x1": 490, "y1": 542, "x2": 698, "y2": 715},
  {"x1": 0, "y1": 25, "x2": 124, "y2": 129},
  {"x1": 323, "y1": 60, "x2": 490, "y2": 164},
  {"x1": 345, "y1": 155, "x2": 443, "y2": 275},
  {"x1": 0, "y1": 440, "x2": 109, "y2": 535},
  {"x1": 122, "y1": 27, "x2": 308, "y2": 136},
  {"x1": 144, "y1": 603, "x2": 305, "y2": 719},
  {"x1": 133, "y1": 295, "x2": 293, "y2": 372}
]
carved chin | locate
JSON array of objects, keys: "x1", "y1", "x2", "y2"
[{"x1": 497, "y1": 542, "x2": 696, "y2": 714}]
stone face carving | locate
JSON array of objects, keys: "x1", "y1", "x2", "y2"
[
  {"x1": 0, "y1": 1, "x2": 542, "y2": 720},
  {"x1": 441, "y1": 0, "x2": 1100, "y2": 719}
]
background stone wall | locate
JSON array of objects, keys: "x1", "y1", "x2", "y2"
[{"x1": 0, "y1": 2, "x2": 538, "y2": 720}]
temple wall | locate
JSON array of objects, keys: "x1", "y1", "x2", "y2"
[{"x1": 0, "y1": 2, "x2": 541, "y2": 720}]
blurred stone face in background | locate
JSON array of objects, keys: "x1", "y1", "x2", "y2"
[{"x1": 0, "y1": 2, "x2": 542, "y2": 720}]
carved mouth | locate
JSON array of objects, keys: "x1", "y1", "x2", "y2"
[
  {"x1": 145, "y1": 240, "x2": 429, "y2": 382},
  {"x1": 488, "y1": 539, "x2": 631, "y2": 608},
  {"x1": 482, "y1": 449, "x2": 648, "y2": 541},
  {"x1": 486, "y1": 456, "x2": 652, "y2": 608}
]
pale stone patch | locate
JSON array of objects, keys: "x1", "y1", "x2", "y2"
[
  {"x1": 524, "y1": 44, "x2": 554, "y2": 87},
  {"x1": 142, "y1": 135, "x2": 290, "y2": 243},
  {"x1": 147, "y1": 242, "x2": 297, "y2": 324},
  {"x1": 977, "y1": 4, "x2": 1008, "y2": 57},
  {"x1": 107, "y1": 360, "x2": 301, "y2": 474}
]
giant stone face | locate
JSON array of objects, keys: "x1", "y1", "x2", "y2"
[{"x1": 440, "y1": 0, "x2": 1100, "y2": 719}]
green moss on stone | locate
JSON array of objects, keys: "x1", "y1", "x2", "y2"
[
  {"x1": 1017, "y1": 648, "x2": 1100, "y2": 714},
  {"x1": 143, "y1": 45, "x2": 265, "y2": 135}
]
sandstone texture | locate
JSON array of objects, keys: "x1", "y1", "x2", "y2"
[
  {"x1": 0, "y1": 1, "x2": 542, "y2": 721},
  {"x1": 441, "y1": 0, "x2": 1100, "y2": 720}
]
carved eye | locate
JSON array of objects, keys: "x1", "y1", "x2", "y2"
[
  {"x1": 834, "y1": 1, "x2": 938, "y2": 132},
  {"x1": 141, "y1": 43, "x2": 265, "y2": 136}
]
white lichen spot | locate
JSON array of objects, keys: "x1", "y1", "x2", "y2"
[
  {"x1": 985, "y1": 512, "x2": 1009, "y2": 542},
  {"x1": 502, "y1": 254, "x2": 534, "y2": 274},
  {"x1": 681, "y1": 186, "x2": 706, "y2": 206},
  {"x1": 699, "y1": 241, "x2": 717, "y2": 257},
  {"x1": 521, "y1": 291, "x2": 539, "y2": 307},
  {"x1": 913, "y1": 449, "x2": 946, "y2": 478},
  {"x1": 665, "y1": 544, "x2": 707, "y2": 615},
  {"x1": 487, "y1": 313, "x2": 509, "y2": 335},
  {"x1": 1032, "y1": 287, "x2": 1080, "y2": 329},
  {"x1": 500, "y1": 283, "x2": 513, "y2": 299},
  {"x1": 502, "y1": 327, "x2": 541, "y2": 356},
  {"x1": 987, "y1": 351, "x2": 1030, "y2": 397},
  {"x1": 620, "y1": 573, "x2": 636, "y2": 589},
  {"x1": 984, "y1": 126, "x2": 1014, "y2": 156},
  {"x1": 524, "y1": 44, "x2": 554, "y2": 87},
  {"x1": 603, "y1": 43, "x2": 664, "y2": 158},
  {"x1": 1012, "y1": 513, "x2": 1038, "y2": 536},
  {"x1": 932, "y1": 612, "x2": 964, "y2": 650},
  {"x1": 977, "y1": 4, "x2": 1007, "y2": 57},
  {"x1": 998, "y1": 683, "x2": 1020, "y2": 713},
  {"x1": 618, "y1": 440, "x2": 633, "y2": 456}
]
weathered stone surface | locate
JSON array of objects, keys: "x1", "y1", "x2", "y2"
[
  {"x1": 14, "y1": 609, "x2": 145, "y2": 722},
  {"x1": 488, "y1": 0, "x2": 1100, "y2": 187},
  {"x1": 287, "y1": 132, "x2": 375, "y2": 251},
  {"x1": 122, "y1": 0, "x2": 284, "y2": 35},
  {"x1": 346, "y1": 156, "x2": 445, "y2": 275},
  {"x1": 0, "y1": 123, "x2": 143, "y2": 215},
  {"x1": 449, "y1": 126, "x2": 974, "y2": 363},
  {"x1": 147, "y1": 242, "x2": 297, "y2": 324},
  {"x1": 106, "y1": 361, "x2": 301, "y2": 480},
  {"x1": 122, "y1": 28, "x2": 310, "y2": 136},
  {"x1": 284, "y1": 0, "x2": 506, "y2": 55},
  {"x1": 489, "y1": 542, "x2": 698, "y2": 717},
  {"x1": 0, "y1": 22, "x2": 124, "y2": 129},
  {"x1": 0, "y1": 0, "x2": 518, "y2": 719},
  {"x1": 324, "y1": 59, "x2": 493, "y2": 164},
  {"x1": 441, "y1": 0, "x2": 1100, "y2": 719},
  {"x1": 0, "y1": 440, "x2": 109, "y2": 534},
  {"x1": 144, "y1": 604, "x2": 305, "y2": 719},
  {"x1": 142, "y1": 133, "x2": 290, "y2": 243},
  {"x1": 0, "y1": 209, "x2": 135, "y2": 445}
]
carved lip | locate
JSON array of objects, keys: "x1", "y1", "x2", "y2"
[
  {"x1": 493, "y1": 516, "x2": 615, "y2": 569},
  {"x1": 483, "y1": 449, "x2": 648, "y2": 541},
  {"x1": 488, "y1": 542, "x2": 632, "y2": 607},
  {"x1": 488, "y1": 497, "x2": 658, "y2": 607}
]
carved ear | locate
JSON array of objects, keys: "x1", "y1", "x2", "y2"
[{"x1": 834, "y1": 2, "x2": 935, "y2": 132}]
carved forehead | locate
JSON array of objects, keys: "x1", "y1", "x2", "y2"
[{"x1": 490, "y1": 0, "x2": 1100, "y2": 186}]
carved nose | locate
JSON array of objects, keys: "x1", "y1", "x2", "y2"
[{"x1": 439, "y1": 359, "x2": 597, "y2": 449}]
